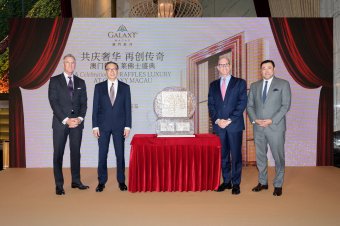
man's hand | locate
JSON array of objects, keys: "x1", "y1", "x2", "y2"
[
  {"x1": 93, "y1": 128, "x2": 100, "y2": 138},
  {"x1": 124, "y1": 129, "x2": 130, "y2": 138},
  {"x1": 261, "y1": 119, "x2": 272, "y2": 127},
  {"x1": 67, "y1": 118, "x2": 79, "y2": 128},
  {"x1": 218, "y1": 119, "x2": 232, "y2": 129},
  {"x1": 255, "y1": 119, "x2": 272, "y2": 128}
]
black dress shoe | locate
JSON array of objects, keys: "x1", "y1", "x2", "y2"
[
  {"x1": 252, "y1": 183, "x2": 268, "y2": 192},
  {"x1": 215, "y1": 182, "x2": 232, "y2": 192},
  {"x1": 273, "y1": 187, "x2": 282, "y2": 196},
  {"x1": 56, "y1": 186, "x2": 65, "y2": 195},
  {"x1": 231, "y1": 185, "x2": 240, "y2": 195},
  {"x1": 71, "y1": 183, "x2": 89, "y2": 190},
  {"x1": 119, "y1": 183, "x2": 128, "y2": 191},
  {"x1": 96, "y1": 184, "x2": 105, "y2": 192}
]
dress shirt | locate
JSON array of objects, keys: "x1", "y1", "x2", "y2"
[{"x1": 62, "y1": 72, "x2": 83, "y2": 125}]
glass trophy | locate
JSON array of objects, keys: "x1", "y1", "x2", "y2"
[{"x1": 153, "y1": 87, "x2": 196, "y2": 137}]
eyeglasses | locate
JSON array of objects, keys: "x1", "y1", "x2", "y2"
[
  {"x1": 217, "y1": 64, "x2": 230, "y2": 68},
  {"x1": 106, "y1": 68, "x2": 118, "y2": 71}
]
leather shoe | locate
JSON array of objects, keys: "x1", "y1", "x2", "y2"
[
  {"x1": 215, "y1": 182, "x2": 232, "y2": 192},
  {"x1": 252, "y1": 183, "x2": 268, "y2": 192},
  {"x1": 56, "y1": 186, "x2": 65, "y2": 195},
  {"x1": 231, "y1": 185, "x2": 240, "y2": 195},
  {"x1": 273, "y1": 187, "x2": 282, "y2": 196},
  {"x1": 96, "y1": 184, "x2": 105, "y2": 192},
  {"x1": 71, "y1": 183, "x2": 89, "y2": 190},
  {"x1": 119, "y1": 183, "x2": 128, "y2": 191}
]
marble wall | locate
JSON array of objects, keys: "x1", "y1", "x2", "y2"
[
  {"x1": 200, "y1": 0, "x2": 256, "y2": 17},
  {"x1": 320, "y1": 0, "x2": 340, "y2": 131},
  {"x1": 71, "y1": 0, "x2": 111, "y2": 17},
  {"x1": 269, "y1": 0, "x2": 320, "y2": 17}
]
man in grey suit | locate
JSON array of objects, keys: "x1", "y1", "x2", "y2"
[{"x1": 247, "y1": 60, "x2": 291, "y2": 196}]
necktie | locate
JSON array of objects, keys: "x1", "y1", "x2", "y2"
[
  {"x1": 221, "y1": 78, "x2": 226, "y2": 100},
  {"x1": 67, "y1": 76, "x2": 73, "y2": 99},
  {"x1": 110, "y1": 83, "x2": 115, "y2": 105},
  {"x1": 262, "y1": 81, "x2": 268, "y2": 103}
]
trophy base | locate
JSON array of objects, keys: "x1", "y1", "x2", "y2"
[{"x1": 157, "y1": 134, "x2": 195, "y2": 138}]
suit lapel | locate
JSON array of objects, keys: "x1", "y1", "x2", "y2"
[
  {"x1": 214, "y1": 80, "x2": 223, "y2": 102},
  {"x1": 257, "y1": 80, "x2": 264, "y2": 105},
  {"x1": 113, "y1": 81, "x2": 123, "y2": 107},
  {"x1": 73, "y1": 76, "x2": 79, "y2": 90},
  {"x1": 264, "y1": 76, "x2": 277, "y2": 104},
  {"x1": 224, "y1": 76, "x2": 235, "y2": 102},
  {"x1": 102, "y1": 80, "x2": 111, "y2": 104}
]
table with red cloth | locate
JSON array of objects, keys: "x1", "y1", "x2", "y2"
[{"x1": 128, "y1": 134, "x2": 221, "y2": 192}]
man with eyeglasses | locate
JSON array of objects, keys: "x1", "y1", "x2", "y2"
[
  {"x1": 208, "y1": 57, "x2": 247, "y2": 195},
  {"x1": 92, "y1": 61, "x2": 132, "y2": 192}
]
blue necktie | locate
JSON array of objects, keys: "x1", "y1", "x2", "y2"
[
  {"x1": 262, "y1": 81, "x2": 268, "y2": 103},
  {"x1": 68, "y1": 77, "x2": 74, "y2": 99}
]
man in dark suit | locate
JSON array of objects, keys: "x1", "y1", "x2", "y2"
[
  {"x1": 48, "y1": 54, "x2": 89, "y2": 195},
  {"x1": 247, "y1": 60, "x2": 291, "y2": 196},
  {"x1": 208, "y1": 57, "x2": 247, "y2": 195},
  {"x1": 92, "y1": 61, "x2": 132, "y2": 192}
]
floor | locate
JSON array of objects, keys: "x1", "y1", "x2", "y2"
[{"x1": 0, "y1": 166, "x2": 339, "y2": 226}]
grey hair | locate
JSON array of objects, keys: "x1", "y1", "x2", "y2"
[{"x1": 63, "y1": 54, "x2": 76, "y2": 61}]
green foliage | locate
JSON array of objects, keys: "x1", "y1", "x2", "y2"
[
  {"x1": 27, "y1": 0, "x2": 60, "y2": 18},
  {"x1": 0, "y1": 0, "x2": 39, "y2": 40},
  {"x1": 0, "y1": 0, "x2": 60, "y2": 80},
  {"x1": 0, "y1": 48, "x2": 8, "y2": 79},
  {"x1": 0, "y1": 0, "x2": 60, "y2": 40}
]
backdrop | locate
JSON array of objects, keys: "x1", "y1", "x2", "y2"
[{"x1": 17, "y1": 18, "x2": 320, "y2": 167}]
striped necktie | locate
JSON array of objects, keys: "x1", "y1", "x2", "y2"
[{"x1": 110, "y1": 83, "x2": 115, "y2": 105}]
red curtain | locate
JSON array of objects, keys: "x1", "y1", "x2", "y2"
[
  {"x1": 269, "y1": 18, "x2": 333, "y2": 166},
  {"x1": 9, "y1": 18, "x2": 73, "y2": 167}
]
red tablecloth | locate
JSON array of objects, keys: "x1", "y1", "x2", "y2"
[{"x1": 128, "y1": 134, "x2": 221, "y2": 192}]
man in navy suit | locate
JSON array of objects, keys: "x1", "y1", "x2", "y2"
[
  {"x1": 92, "y1": 61, "x2": 132, "y2": 192},
  {"x1": 208, "y1": 57, "x2": 247, "y2": 195},
  {"x1": 48, "y1": 54, "x2": 89, "y2": 195}
]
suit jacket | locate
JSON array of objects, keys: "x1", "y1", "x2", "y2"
[
  {"x1": 247, "y1": 76, "x2": 291, "y2": 132},
  {"x1": 48, "y1": 73, "x2": 87, "y2": 129},
  {"x1": 92, "y1": 80, "x2": 132, "y2": 132},
  {"x1": 208, "y1": 76, "x2": 247, "y2": 133}
]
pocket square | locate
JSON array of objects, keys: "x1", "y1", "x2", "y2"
[
  {"x1": 77, "y1": 87, "x2": 82, "y2": 90},
  {"x1": 273, "y1": 88, "x2": 279, "y2": 91}
]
